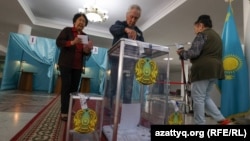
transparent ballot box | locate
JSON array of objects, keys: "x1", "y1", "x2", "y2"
[
  {"x1": 66, "y1": 93, "x2": 104, "y2": 141},
  {"x1": 103, "y1": 38, "x2": 170, "y2": 141},
  {"x1": 145, "y1": 94, "x2": 188, "y2": 125}
]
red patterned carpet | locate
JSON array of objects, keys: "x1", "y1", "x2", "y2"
[{"x1": 10, "y1": 95, "x2": 67, "y2": 141}]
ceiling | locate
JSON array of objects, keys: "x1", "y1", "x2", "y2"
[{"x1": 0, "y1": 0, "x2": 243, "y2": 72}]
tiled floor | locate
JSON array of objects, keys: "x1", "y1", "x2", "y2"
[
  {"x1": 0, "y1": 90, "x2": 249, "y2": 141},
  {"x1": 0, "y1": 90, "x2": 56, "y2": 141}
]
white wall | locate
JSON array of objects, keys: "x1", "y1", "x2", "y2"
[{"x1": 169, "y1": 70, "x2": 182, "y2": 94}]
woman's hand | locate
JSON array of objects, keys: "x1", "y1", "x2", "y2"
[
  {"x1": 176, "y1": 48, "x2": 184, "y2": 55},
  {"x1": 83, "y1": 40, "x2": 93, "y2": 53},
  {"x1": 71, "y1": 37, "x2": 82, "y2": 45}
]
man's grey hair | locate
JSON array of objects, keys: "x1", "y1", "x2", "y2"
[{"x1": 127, "y1": 4, "x2": 141, "y2": 15}]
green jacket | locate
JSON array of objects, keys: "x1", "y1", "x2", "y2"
[{"x1": 181, "y1": 28, "x2": 225, "y2": 82}]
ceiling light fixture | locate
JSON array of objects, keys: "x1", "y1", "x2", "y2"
[{"x1": 79, "y1": 5, "x2": 108, "y2": 23}]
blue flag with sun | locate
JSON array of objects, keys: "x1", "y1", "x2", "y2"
[{"x1": 218, "y1": 4, "x2": 250, "y2": 117}]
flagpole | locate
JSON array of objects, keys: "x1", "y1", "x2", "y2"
[{"x1": 224, "y1": 0, "x2": 233, "y2": 3}]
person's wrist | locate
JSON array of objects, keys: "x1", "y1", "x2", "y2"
[
  {"x1": 124, "y1": 28, "x2": 129, "y2": 33},
  {"x1": 83, "y1": 47, "x2": 91, "y2": 53},
  {"x1": 71, "y1": 41, "x2": 75, "y2": 45}
]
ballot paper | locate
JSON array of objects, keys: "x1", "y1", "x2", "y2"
[{"x1": 77, "y1": 35, "x2": 88, "y2": 44}]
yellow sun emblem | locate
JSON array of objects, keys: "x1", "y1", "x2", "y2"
[{"x1": 223, "y1": 54, "x2": 242, "y2": 80}]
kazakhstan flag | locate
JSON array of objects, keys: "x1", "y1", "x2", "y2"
[{"x1": 218, "y1": 4, "x2": 250, "y2": 117}]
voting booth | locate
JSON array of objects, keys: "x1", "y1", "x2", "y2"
[{"x1": 1, "y1": 32, "x2": 108, "y2": 95}]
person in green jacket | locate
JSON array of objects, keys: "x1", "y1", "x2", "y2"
[{"x1": 177, "y1": 15, "x2": 232, "y2": 125}]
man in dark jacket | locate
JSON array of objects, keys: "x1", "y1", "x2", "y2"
[{"x1": 109, "y1": 4, "x2": 144, "y2": 105}]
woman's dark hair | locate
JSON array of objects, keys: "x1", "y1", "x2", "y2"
[
  {"x1": 73, "y1": 13, "x2": 88, "y2": 26},
  {"x1": 195, "y1": 15, "x2": 212, "y2": 28}
]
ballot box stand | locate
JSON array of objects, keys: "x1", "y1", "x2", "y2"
[{"x1": 66, "y1": 93, "x2": 104, "y2": 141}]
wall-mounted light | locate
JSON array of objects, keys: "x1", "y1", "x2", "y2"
[
  {"x1": 224, "y1": 0, "x2": 234, "y2": 2},
  {"x1": 164, "y1": 57, "x2": 173, "y2": 61},
  {"x1": 20, "y1": 60, "x2": 26, "y2": 71}
]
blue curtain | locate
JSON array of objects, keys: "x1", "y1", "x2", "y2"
[
  {"x1": 1, "y1": 33, "x2": 108, "y2": 95},
  {"x1": 1, "y1": 33, "x2": 58, "y2": 93},
  {"x1": 85, "y1": 47, "x2": 108, "y2": 95}
]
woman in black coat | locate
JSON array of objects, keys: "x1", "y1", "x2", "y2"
[{"x1": 56, "y1": 13, "x2": 93, "y2": 121}]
